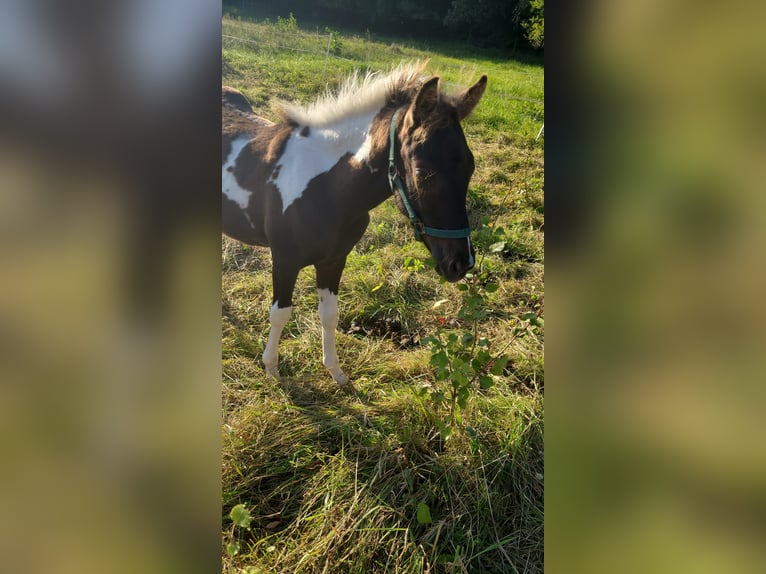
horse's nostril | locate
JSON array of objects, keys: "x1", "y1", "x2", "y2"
[{"x1": 448, "y1": 258, "x2": 470, "y2": 278}]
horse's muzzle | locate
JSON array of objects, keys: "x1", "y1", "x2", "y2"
[{"x1": 430, "y1": 236, "x2": 475, "y2": 283}]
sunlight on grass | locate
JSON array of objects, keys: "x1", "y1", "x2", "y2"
[{"x1": 222, "y1": 13, "x2": 543, "y2": 574}]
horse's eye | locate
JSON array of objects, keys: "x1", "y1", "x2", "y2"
[{"x1": 415, "y1": 168, "x2": 427, "y2": 178}]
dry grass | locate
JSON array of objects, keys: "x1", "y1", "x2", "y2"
[{"x1": 222, "y1": 14, "x2": 543, "y2": 574}]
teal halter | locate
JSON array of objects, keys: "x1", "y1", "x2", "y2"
[{"x1": 387, "y1": 109, "x2": 472, "y2": 240}]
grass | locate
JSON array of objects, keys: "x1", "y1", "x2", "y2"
[{"x1": 222, "y1": 14, "x2": 544, "y2": 574}]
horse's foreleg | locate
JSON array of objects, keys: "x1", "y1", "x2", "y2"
[
  {"x1": 263, "y1": 261, "x2": 299, "y2": 379},
  {"x1": 263, "y1": 302, "x2": 291, "y2": 379},
  {"x1": 317, "y1": 288, "x2": 347, "y2": 385},
  {"x1": 316, "y1": 257, "x2": 349, "y2": 386}
]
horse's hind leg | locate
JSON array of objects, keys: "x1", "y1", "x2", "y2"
[
  {"x1": 262, "y1": 261, "x2": 299, "y2": 379},
  {"x1": 315, "y1": 257, "x2": 349, "y2": 386}
]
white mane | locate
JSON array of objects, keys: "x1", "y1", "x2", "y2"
[{"x1": 277, "y1": 61, "x2": 427, "y2": 128}]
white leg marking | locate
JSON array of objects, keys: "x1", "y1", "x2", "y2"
[
  {"x1": 317, "y1": 288, "x2": 349, "y2": 385},
  {"x1": 262, "y1": 303, "x2": 292, "y2": 379}
]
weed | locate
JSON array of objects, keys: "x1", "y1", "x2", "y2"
[
  {"x1": 324, "y1": 27, "x2": 344, "y2": 56},
  {"x1": 276, "y1": 13, "x2": 298, "y2": 33}
]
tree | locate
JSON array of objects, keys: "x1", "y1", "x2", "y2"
[
  {"x1": 523, "y1": 0, "x2": 544, "y2": 49},
  {"x1": 444, "y1": 0, "x2": 531, "y2": 50}
]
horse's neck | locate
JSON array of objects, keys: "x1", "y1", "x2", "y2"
[
  {"x1": 343, "y1": 150, "x2": 392, "y2": 216},
  {"x1": 332, "y1": 115, "x2": 393, "y2": 216}
]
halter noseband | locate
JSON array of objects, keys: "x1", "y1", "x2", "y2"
[{"x1": 387, "y1": 109, "x2": 472, "y2": 240}]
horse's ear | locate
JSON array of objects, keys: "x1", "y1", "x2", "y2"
[
  {"x1": 410, "y1": 76, "x2": 441, "y2": 122},
  {"x1": 456, "y1": 75, "x2": 488, "y2": 120}
]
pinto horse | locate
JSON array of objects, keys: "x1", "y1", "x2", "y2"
[{"x1": 222, "y1": 63, "x2": 487, "y2": 385}]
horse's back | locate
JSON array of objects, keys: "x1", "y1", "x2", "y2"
[
  {"x1": 222, "y1": 86, "x2": 254, "y2": 113},
  {"x1": 222, "y1": 86, "x2": 287, "y2": 247},
  {"x1": 222, "y1": 86, "x2": 273, "y2": 135},
  {"x1": 222, "y1": 86, "x2": 274, "y2": 164}
]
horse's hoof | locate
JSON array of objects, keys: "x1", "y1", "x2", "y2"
[
  {"x1": 336, "y1": 377, "x2": 356, "y2": 393},
  {"x1": 331, "y1": 370, "x2": 350, "y2": 386},
  {"x1": 265, "y1": 367, "x2": 280, "y2": 380}
]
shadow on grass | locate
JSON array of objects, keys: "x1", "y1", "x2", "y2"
[{"x1": 223, "y1": 369, "x2": 544, "y2": 573}]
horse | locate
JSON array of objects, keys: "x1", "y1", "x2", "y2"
[{"x1": 222, "y1": 62, "x2": 487, "y2": 386}]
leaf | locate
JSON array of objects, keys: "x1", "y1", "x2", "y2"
[
  {"x1": 479, "y1": 375, "x2": 494, "y2": 389},
  {"x1": 229, "y1": 504, "x2": 252, "y2": 528},
  {"x1": 476, "y1": 349, "x2": 492, "y2": 364},
  {"x1": 226, "y1": 541, "x2": 240, "y2": 557},
  {"x1": 416, "y1": 501, "x2": 433, "y2": 525},
  {"x1": 403, "y1": 256, "x2": 424, "y2": 272},
  {"x1": 484, "y1": 282, "x2": 499, "y2": 293},
  {"x1": 453, "y1": 368, "x2": 470, "y2": 387},
  {"x1": 491, "y1": 355, "x2": 511, "y2": 376},
  {"x1": 432, "y1": 298, "x2": 449, "y2": 309},
  {"x1": 465, "y1": 426, "x2": 477, "y2": 438},
  {"x1": 430, "y1": 351, "x2": 449, "y2": 368},
  {"x1": 370, "y1": 283, "x2": 383, "y2": 293},
  {"x1": 489, "y1": 241, "x2": 506, "y2": 253}
]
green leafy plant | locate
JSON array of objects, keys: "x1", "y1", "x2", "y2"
[
  {"x1": 403, "y1": 255, "x2": 425, "y2": 272},
  {"x1": 416, "y1": 501, "x2": 433, "y2": 525},
  {"x1": 225, "y1": 503, "x2": 253, "y2": 559},
  {"x1": 415, "y1": 221, "x2": 521, "y2": 439},
  {"x1": 276, "y1": 12, "x2": 298, "y2": 33},
  {"x1": 324, "y1": 27, "x2": 344, "y2": 55}
]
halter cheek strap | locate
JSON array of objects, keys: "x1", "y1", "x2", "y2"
[{"x1": 387, "y1": 110, "x2": 472, "y2": 240}]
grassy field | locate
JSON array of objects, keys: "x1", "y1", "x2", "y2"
[{"x1": 222, "y1": 14, "x2": 544, "y2": 574}]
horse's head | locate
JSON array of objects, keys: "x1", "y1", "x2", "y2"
[{"x1": 393, "y1": 74, "x2": 487, "y2": 283}]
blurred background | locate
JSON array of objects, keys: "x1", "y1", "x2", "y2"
[
  {"x1": 0, "y1": 1, "x2": 221, "y2": 573},
  {"x1": 547, "y1": 0, "x2": 766, "y2": 572}
]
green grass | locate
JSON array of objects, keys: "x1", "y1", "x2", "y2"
[{"x1": 222, "y1": 14, "x2": 543, "y2": 574}]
